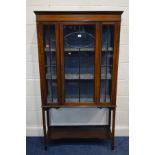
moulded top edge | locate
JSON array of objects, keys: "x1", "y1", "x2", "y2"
[{"x1": 34, "y1": 11, "x2": 123, "y2": 16}]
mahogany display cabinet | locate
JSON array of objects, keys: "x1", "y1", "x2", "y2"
[{"x1": 34, "y1": 11, "x2": 123, "y2": 150}]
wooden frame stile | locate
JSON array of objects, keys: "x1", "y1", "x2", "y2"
[
  {"x1": 55, "y1": 23, "x2": 61, "y2": 105},
  {"x1": 111, "y1": 22, "x2": 121, "y2": 106},
  {"x1": 59, "y1": 23, "x2": 65, "y2": 104},
  {"x1": 95, "y1": 22, "x2": 102, "y2": 105}
]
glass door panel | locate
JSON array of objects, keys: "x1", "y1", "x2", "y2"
[
  {"x1": 63, "y1": 24, "x2": 96, "y2": 102},
  {"x1": 100, "y1": 25, "x2": 114, "y2": 102},
  {"x1": 43, "y1": 25, "x2": 58, "y2": 103}
]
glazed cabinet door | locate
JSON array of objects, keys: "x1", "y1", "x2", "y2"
[
  {"x1": 100, "y1": 24, "x2": 115, "y2": 103},
  {"x1": 60, "y1": 23, "x2": 97, "y2": 104},
  {"x1": 42, "y1": 24, "x2": 60, "y2": 104}
]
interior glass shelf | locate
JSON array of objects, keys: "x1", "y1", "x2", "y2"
[
  {"x1": 46, "y1": 79, "x2": 58, "y2": 103},
  {"x1": 44, "y1": 47, "x2": 113, "y2": 52},
  {"x1": 46, "y1": 73, "x2": 111, "y2": 80}
]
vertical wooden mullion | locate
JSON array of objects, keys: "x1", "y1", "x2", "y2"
[
  {"x1": 59, "y1": 24, "x2": 65, "y2": 104},
  {"x1": 55, "y1": 24, "x2": 61, "y2": 104},
  {"x1": 94, "y1": 23, "x2": 102, "y2": 104},
  {"x1": 111, "y1": 22, "x2": 121, "y2": 105}
]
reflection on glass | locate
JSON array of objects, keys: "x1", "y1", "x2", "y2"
[
  {"x1": 43, "y1": 25, "x2": 57, "y2": 103},
  {"x1": 100, "y1": 25, "x2": 114, "y2": 102},
  {"x1": 65, "y1": 80, "x2": 79, "y2": 102},
  {"x1": 47, "y1": 80, "x2": 57, "y2": 102},
  {"x1": 64, "y1": 25, "x2": 95, "y2": 102}
]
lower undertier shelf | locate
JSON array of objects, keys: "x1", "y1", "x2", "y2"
[{"x1": 47, "y1": 125, "x2": 112, "y2": 140}]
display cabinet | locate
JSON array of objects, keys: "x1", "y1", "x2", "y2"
[{"x1": 34, "y1": 11, "x2": 123, "y2": 150}]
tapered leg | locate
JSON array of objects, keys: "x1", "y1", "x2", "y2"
[
  {"x1": 42, "y1": 109, "x2": 48, "y2": 150},
  {"x1": 111, "y1": 108, "x2": 116, "y2": 150},
  {"x1": 108, "y1": 108, "x2": 111, "y2": 126},
  {"x1": 46, "y1": 109, "x2": 50, "y2": 128}
]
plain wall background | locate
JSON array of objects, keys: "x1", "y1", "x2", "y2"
[{"x1": 26, "y1": 0, "x2": 129, "y2": 136}]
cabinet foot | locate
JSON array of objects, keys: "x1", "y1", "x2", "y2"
[
  {"x1": 44, "y1": 145, "x2": 48, "y2": 150},
  {"x1": 111, "y1": 144, "x2": 115, "y2": 150},
  {"x1": 111, "y1": 137, "x2": 115, "y2": 150},
  {"x1": 43, "y1": 138, "x2": 48, "y2": 150}
]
